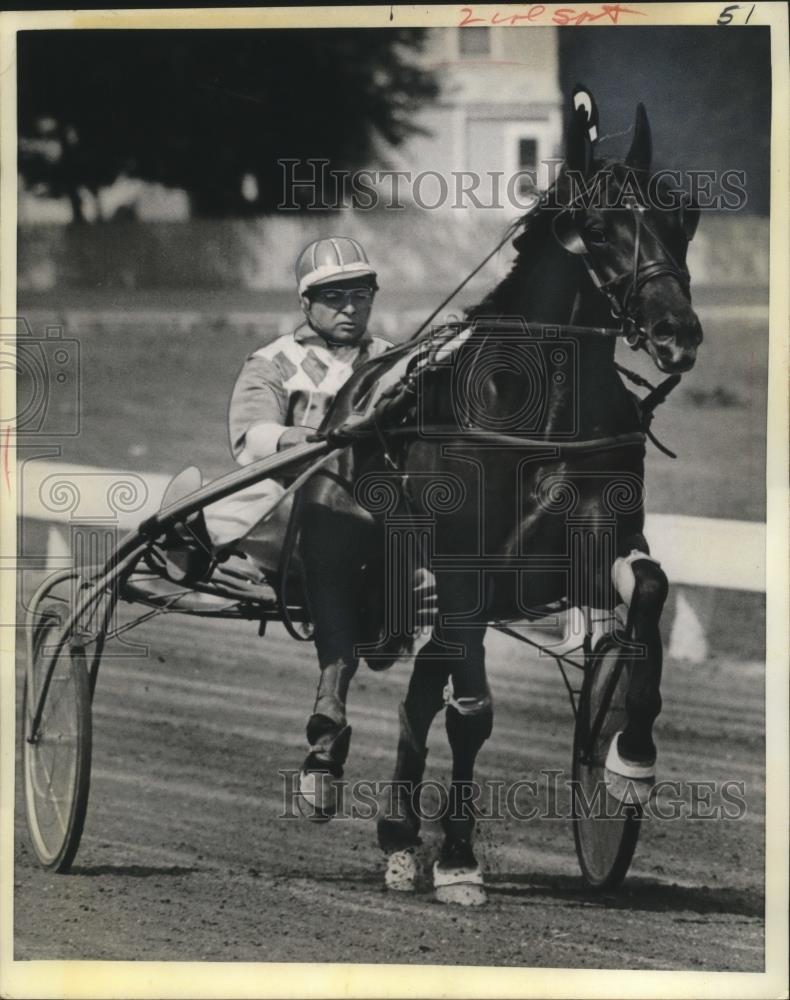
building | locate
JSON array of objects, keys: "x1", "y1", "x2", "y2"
[
  {"x1": 19, "y1": 26, "x2": 562, "y2": 225},
  {"x1": 374, "y1": 26, "x2": 563, "y2": 213}
]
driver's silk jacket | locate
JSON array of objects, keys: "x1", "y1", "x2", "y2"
[{"x1": 227, "y1": 321, "x2": 390, "y2": 465}]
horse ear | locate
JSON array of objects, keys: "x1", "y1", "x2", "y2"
[
  {"x1": 553, "y1": 211, "x2": 587, "y2": 255},
  {"x1": 625, "y1": 103, "x2": 652, "y2": 172},
  {"x1": 565, "y1": 83, "x2": 598, "y2": 175},
  {"x1": 680, "y1": 199, "x2": 700, "y2": 241},
  {"x1": 572, "y1": 84, "x2": 599, "y2": 144}
]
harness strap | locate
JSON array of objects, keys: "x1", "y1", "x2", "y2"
[
  {"x1": 613, "y1": 361, "x2": 656, "y2": 392},
  {"x1": 371, "y1": 426, "x2": 647, "y2": 454},
  {"x1": 641, "y1": 373, "x2": 682, "y2": 414},
  {"x1": 579, "y1": 200, "x2": 691, "y2": 350},
  {"x1": 443, "y1": 685, "x2": 492, "y2": 716},
  {"x1": 645, "y1": 427, "x2": 677, "y2": 460},
  {"x1": 613, "y1": 365, "x2": 680, "y2": 458}
]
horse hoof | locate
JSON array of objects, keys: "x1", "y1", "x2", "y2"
[
  {"x1": 604, "y1": 731, "x2": 656, "y2": 806},
  {"x1": 384, "y1": 848, "x2": 418, "y2": 892},
  {"x1": 432, "y1": 862, "x2": 487, "y2": 906},
  {"x1": 297, "y1": 767, "x2": 342, "y2": 823}
]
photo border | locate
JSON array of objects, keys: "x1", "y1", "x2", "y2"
[{"x1": 1, "y1": 4, "x2": 787, "y2": 998}]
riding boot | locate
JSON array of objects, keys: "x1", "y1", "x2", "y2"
[
  {"x1": 377, "y1": 702, "x2": 428, "y2": 852},
  {"x1": 307, "y1": 658, "x2": 354, "y2": 750},
  {"x1": 298, "y1": 661, "x2": 355, "y2": 821}
]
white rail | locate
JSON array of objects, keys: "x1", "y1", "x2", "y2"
[{"x1": 17, "y1": 461, "x2": 765, "y2": 593}]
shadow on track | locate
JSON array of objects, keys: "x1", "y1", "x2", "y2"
[
  {"x1": 488, "y1": 872, "x2": 763, "y2": 917},
  {"x1": 68, "y1": 864, "x2": 199, "y2": 878}
]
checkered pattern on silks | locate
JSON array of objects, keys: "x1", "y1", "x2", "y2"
[{"x1": 228, "y1": 322, "x2": 390, "y2": 465}]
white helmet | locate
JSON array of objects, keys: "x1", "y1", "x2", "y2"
[{"x1": 296, "y1": 237, "x2": 377, "y2": 296}]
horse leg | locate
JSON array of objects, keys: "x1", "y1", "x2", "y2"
[
  {"x1": 297, "y1": 505, "x2": 369, "y2": 821},
  {"x1": 434, "y1": 623, "x2": 492, "y2": 906},
  {"x1": 606, "y1": 539, "x2": 669, "y2": 804},
  {"x1": 377, "y1": 636, "x2": 451, "y2": 890}
]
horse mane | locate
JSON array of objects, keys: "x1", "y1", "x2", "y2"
[
  {"x1": 464, "y1": 157, "x2": 639, "y2": 321},
  {"x1": 463, "y1": 208, "x2": 553, "y2": 320}
]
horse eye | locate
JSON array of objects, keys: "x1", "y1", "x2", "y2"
[{"x1": 586, "y1": 229, "x2": 608, "y2": 246}]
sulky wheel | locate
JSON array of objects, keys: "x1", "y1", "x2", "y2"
[
  {"x1": 23, "y1": 588, "x2": 92, "y2": 872},
  {"x1": 572, "y1": 635, "x2": 641, "y2": 891}
]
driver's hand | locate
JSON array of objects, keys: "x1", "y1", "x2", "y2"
[{"x1": 277, "y1": 425, "x2": 316, "y2": 451}]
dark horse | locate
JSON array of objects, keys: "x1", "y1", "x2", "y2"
[{"x1": 296, "y1": 90, "x2": 702, "y2": 902}]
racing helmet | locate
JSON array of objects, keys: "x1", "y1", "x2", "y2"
[{"x1": 296, "y1": 237, "x2": 377, "y2": 296}]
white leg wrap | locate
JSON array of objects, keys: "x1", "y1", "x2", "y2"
[
  {"x1": 384, "y1": 848, "x2": 418, "y2": 892},
  {"x1": 604, "y1": 731, "x2": 656, "y2": 806},
  {"x1": 432, "y1": 861, "x2": 486, "y2": 906},
  {"x1": 612, "y1": 550, "x2": 661, "y2": 607}
]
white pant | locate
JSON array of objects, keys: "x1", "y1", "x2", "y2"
[{"x1": 203, "y1": 478, "x2": 286, "y2": 549}]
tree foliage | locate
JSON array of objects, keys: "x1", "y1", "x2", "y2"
[{"x1": 17, "y1": 29, "x2": 439, "y2": 219}]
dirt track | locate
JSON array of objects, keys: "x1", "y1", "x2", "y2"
[{"x1": 14, "y1": 602, "x2": 764, "y2": 970}]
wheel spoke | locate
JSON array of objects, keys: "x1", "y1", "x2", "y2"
[
  {"x1": 33, "y1": 743, "x2": 69, "y2": 836},
  {"x1": 44, "y1": 674, "x2": 70, "y2": 717},
  {"x1": 42, "y1": 593, "x2": 69, "y2": 605}
]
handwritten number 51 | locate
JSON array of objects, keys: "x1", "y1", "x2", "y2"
[{"x1": 717, "y1": 4, "x2": 756, "y2": 24}]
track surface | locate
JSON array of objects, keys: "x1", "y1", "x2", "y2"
[{"x1": 14, "y1": 597, "x2": 764, "y2": 970}]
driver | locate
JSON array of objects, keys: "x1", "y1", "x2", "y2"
[{"x1": 160, "y1": 236, "x2": 390, "y2": 586}]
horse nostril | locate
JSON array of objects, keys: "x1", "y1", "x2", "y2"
[
  {"x1": 650, "y1": 317, "x2": 702, "y2": 349},
  {"x1": 651, "y1": 321, "x2": 676, "y2": 344}
]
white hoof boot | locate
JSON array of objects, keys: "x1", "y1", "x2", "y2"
[
  {"x1": 433, "y1": 861, "x2": 487, "y2": 906},
  {"x1": 297, "y1": 768, "x2": 341, "y2": 823},
  {"x1": 384, "y1": 848, "x2": 418, "y2": 892},
  {"x1": 604, "y1": 730, "x2": 656, "y2": 806}
]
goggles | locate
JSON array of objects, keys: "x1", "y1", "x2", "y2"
[{"x1": 310, "y1": 286, "x2": 375, "y2": 307}]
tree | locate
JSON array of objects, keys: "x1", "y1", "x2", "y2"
[{"x1": 17, "y1": 29, "x2": 439, "y2": 219}]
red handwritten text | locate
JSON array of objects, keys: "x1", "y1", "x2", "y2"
[{"x1": 458, "y1": 4, "x2": 647, "y2": 27}]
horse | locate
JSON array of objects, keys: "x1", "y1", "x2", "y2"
[{"x1": 295, "y1": 88, "x2": 703, "y2": 902}]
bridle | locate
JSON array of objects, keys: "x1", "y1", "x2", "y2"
[{"x1": 559, "y1": 197, "x2": 692, "y2": 351}]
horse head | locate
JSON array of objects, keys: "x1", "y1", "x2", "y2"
[{"x1": 553, "y1": 88, "x2": 703, "y2": 373}]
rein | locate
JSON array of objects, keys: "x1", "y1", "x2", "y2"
[{"x1": 407, "y1": 219, "x2": 524, "y2": 343}]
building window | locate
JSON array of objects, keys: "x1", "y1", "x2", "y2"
[
  {"x1": 459, "y1": 27, "x2": 490, "y2": 58},
  {"x1": 516, "y1": 137, "x2": 538, "y2": 196},
  {"x1": 518, "y1": 138, "x2": 537, "y2": 172}
]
